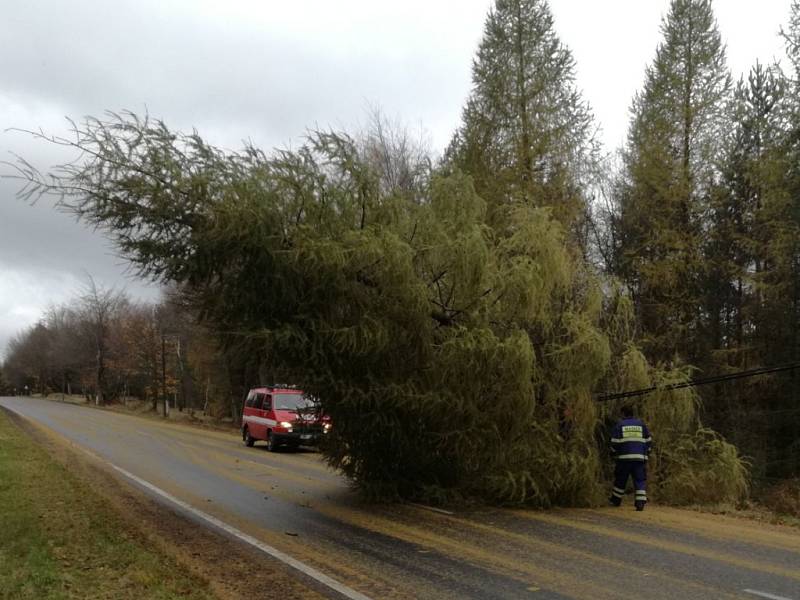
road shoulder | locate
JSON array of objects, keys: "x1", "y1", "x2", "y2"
[{"x1": 3, "y1": 407, "x2": 327, "y2": 600}]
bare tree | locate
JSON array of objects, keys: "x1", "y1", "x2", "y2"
[
  {"x1": 4, "y1": 323, "x2": 52, "y2": 395},
  {"x1": 357, "y1": 105, "x2": 433, "y2": 202},
  {"x1": 79, "y1": 275, "x2": 125, "y2": 405}
]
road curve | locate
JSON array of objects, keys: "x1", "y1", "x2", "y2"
[{"x1": 1, "y1": 396, "x2": 798, "y2": 600}]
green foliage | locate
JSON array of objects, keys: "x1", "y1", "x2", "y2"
[
  {"x1": 694, "y1": 62, "x2": 793, "y2": 480},
  {"x1": 596, "y1": 290, "x2": 748, "y2": 505},
  {"x1": 679, "y1": 1, "x2": 800, "y2": 483},
  {"x1": 17, "y1": 111, "x2": 611, "y2": 505},
  {"x1": 613, "y1": 0, "x2": 731, "y2": 363},
  {"x1": 603, "y1": 0, "x2": 791, "y2": 488},
  {"x1": 17, "y1": 110, "x2": 750, "y2": 506},
  {"x1": 657, "y1": 428, "x2": 750, "y2": 505},
  {"x1": 446, "y1": 0, "x2": 598, "y2": 233}
]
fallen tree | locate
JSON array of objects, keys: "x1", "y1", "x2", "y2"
[{"x1": 13, "y1": 112, "x2": 747, "y2": 506}]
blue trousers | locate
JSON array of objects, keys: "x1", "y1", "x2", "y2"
[{"x1": 611, "y1": 460, "x2": 647, "y2": 504}]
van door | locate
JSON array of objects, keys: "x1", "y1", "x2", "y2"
[
  {"x1": 243, "y1": 390, "x2": 255, "y2": 433},
  {"x1": 262, "y1": 393, "x2": 274, "y2": 438},
  {"x1": 251, "y1": 392, "x2": 265, "y2": 439}
]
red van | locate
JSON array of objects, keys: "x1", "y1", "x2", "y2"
[{"x1": 241, "y1": 385, "x2": 329, "y2": 451}]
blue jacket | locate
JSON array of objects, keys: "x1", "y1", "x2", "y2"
[{"x1": 610, "y1": 418, "x2": 652, "y2": 461}]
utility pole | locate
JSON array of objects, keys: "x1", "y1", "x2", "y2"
[{"x1": 161, "y1": 333, "x2": 167, "y2": 418}]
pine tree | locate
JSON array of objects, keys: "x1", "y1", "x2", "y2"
[
  {"x1": 446, "y1": 0, "x2": 597, "y2": 232},
  {"x1": 700, "y1": 64, "x2": 784, "y2": 476},
  {"x1": 613, "y1": 0, "x2": 731, "y2": 364},
  {"x1": 755, "y1": 1, "x2": 800, "y2": 476},
  {"x1": 704, "y1": 64, "x2": 783, "y2": 363}
]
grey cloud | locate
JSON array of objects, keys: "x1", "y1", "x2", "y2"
[
  {"x1": 0, "y1": 1, "x2": 473, "y2": 151},
  {"x1": 0, "y1": 0, "x2": 490, "y2": 355}
]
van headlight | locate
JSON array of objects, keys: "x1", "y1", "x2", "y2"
[
  {"x1": 323, "y1": 423, "x2": 332, "y2": 432},
  {"x1": 280, "y1": 421, "x2": 293, "y2": 431}
]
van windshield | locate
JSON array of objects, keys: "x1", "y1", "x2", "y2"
[{"x1": 273, "y1": 394, "x2": 314, "y2": 411}]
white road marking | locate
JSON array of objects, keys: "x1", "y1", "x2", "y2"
[
  {"x1": 743, "y1": 589, "x2": 796, "y2": 600},
  {"x1": 407, "y1": 502, "x2": 454, "y2": 516},
  {"x1": 73, "y1": 447, "x2": 373, "y2": 600}
]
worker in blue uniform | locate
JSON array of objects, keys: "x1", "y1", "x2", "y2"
[{"x1": 609, "y1": 405, "x2": 652, "y2": 511}]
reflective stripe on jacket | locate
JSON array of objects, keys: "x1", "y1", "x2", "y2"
[{"x1": 610, "y1": 418, "x2": 652, "y2": 461}]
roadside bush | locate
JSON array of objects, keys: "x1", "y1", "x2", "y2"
[{"x1": 656, "y1": 427, "x2": 750, "y2": 505}]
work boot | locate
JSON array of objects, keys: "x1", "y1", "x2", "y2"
[
  {"x1": 634, "y1": 500, "x2": 645, "y2": 511},
  {"x1": 609, "y1": 495, "x2": 622, "y2": 507}
]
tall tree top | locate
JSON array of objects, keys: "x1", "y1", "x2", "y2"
[
  {"x1": 448, "y1": 0, "x2": 597, "y2": 230},
  {"x1": 612, "y1": 0, "x2": 731, "y2": 364},
  {"x1": 628, "y1": 0, "x2": 730, "y2": 183},
  {"x1": 783, "y1": 0, "x2": 800, "y2": 76}
]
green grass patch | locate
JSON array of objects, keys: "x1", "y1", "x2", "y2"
[{"x1": 0, "y1": 410, "x2": 216, "y2": 600}]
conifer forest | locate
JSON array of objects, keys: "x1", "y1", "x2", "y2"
[{"x1": 5, "y1": 0, "x2": 800, "y2": 508}]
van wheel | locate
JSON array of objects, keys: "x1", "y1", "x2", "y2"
[
  {"x1": 265, "y1": 431, "x2": 277, "y2": 452},
  {"x1": 243, "y1": 428, "x2": 255, "y2": 447}
]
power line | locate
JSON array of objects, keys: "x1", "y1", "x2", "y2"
[{"x1": 595, "y1": 363, "x2": 800, "y2": 402}]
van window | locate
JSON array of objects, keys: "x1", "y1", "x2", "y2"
[
  {"x1": 253, "y1": 392, "x2": 265, "y2": 410},
  {"x1": 245, "y1": 391, "x2": 255, "y2": 407},
  {"x1": 274, "y1": 394, "x2": 314, "y2": 411},
  {"x1": 263, "y1": 394, "x2": 273, "y2": 411}
]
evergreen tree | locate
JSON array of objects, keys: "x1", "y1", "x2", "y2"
[
  {"x1": 446, "y1": 0, "x2": 597, "y2": 233},
  {"x1": 756, "y1": 1, "x2": 800, "y2": 476},
  {"x1": 613, "y1": 0, "x2": 731, "y2": 364},
  {"x1": 701, "y1": 64, "x2": 785, "y2": 476},
  {"x1": 706, "y1": 64, "x2": 783, "y2": 365}
]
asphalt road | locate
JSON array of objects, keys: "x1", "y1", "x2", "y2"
[{"x1": 2, "y1": 396, "x2": 798, "y2": 600}]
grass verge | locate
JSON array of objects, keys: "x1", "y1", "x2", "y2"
[{"x1": 0, "y1": 408, "x2": 217, "y2": 600}]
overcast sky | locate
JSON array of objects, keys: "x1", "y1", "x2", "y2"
[{"x1": 0, "y1": 0, "x2": 791, "y2": 357}]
